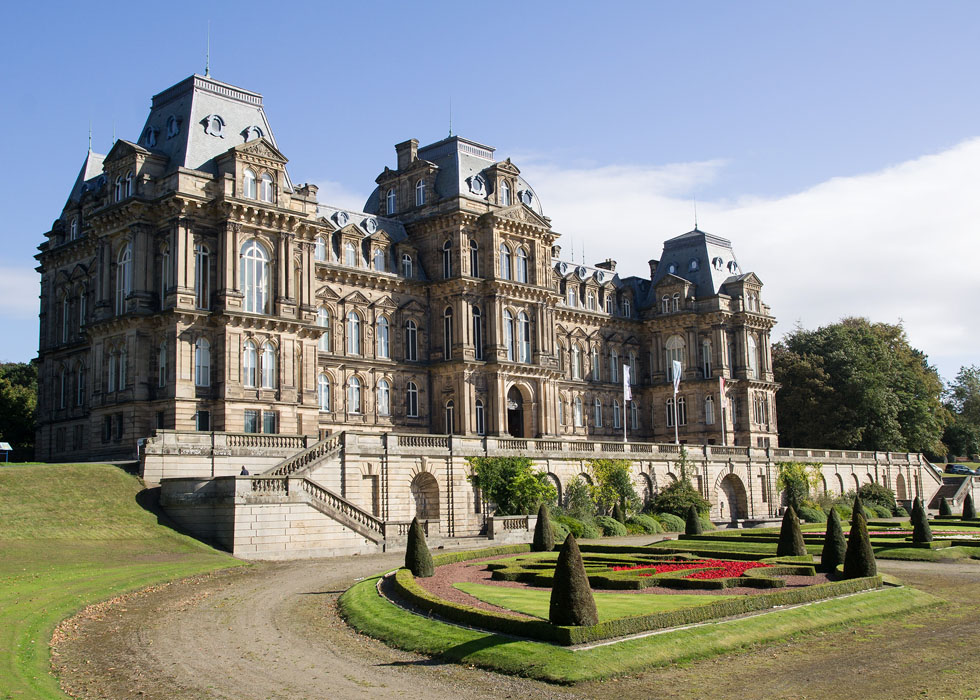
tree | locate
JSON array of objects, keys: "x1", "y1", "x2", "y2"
[
  {"x1": 0, "y1": 361, "x2": 37, "y2": 459},
  {"x1": 612, "y1": 502, "x2": 625, "y2": 524},
  {"x1": 563, "y1": 477, "x2": 594, "y2": 520},
  {"x1": 466, "y1": 457, "x2": 557, "y2": 515},
  {"x1": 532, "y1": 503, "x2": 555, "y2": 552},
  {"x1": 405, "y1": 517, "x2": 434, "y2": 578},
  {"x1": 911, "y1": 497, "x2": 933, "y2": 543},
  {"x1": 773, "y1": 319, "x2": 948, "y2": 456},
  {"x1": 549, "y1": 534, "x2": 598, "y2": 626},
  {"x1": 943, "y1": 366, "x2": 980, "y2": 458},
  {"x1": 649, "y1": 478, "x2": 710, "y2": 518},
  {"x1": 939, "y1": 497, "x2": 952, "y2": 517},
  {"x1": 821, "y1": 507, "x2": 847, "y2": 574},
  {"x1": 963, "y1": 493, "x2": 976, "y2": 520},
  {"x1": 776, "y1": 462, "x2": 820, "y2": 511},
  {"x1": 588, "y1": 459, "x2": 639, "y2": 515},
  {"x1": 685, "y1": 504, "x2": 703, "y2": 535},
  {"x1": 777, "y1": 506, "x2": 807, "y2": 557},
  {"x1": 858, "y1": 482, "x2": 897, "y2": 513},
  {"x1": 842, "y1": 509, "x2": 877, "y2": 579}
]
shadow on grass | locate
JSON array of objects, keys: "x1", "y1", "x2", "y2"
[{"x1": 382, "y1": 633, "x2": 523, "y2": 668}]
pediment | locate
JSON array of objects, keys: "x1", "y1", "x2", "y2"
[
  {"x1": 371, "y1": 295, "x2": 398, "y2": 311},
  {"x1": 342, "y1": 290, "x2": 371, "y2": 306},
  {"x1": 315, "y1": 285, "x2": 341, "y2": 301},
  {"x1": 338, "y1": 223, "x2": 366, "y2": 239},
  {"x1": 234, "y1": 137, "x2": 288, "y2": 164},
  {"x1": 368, "y1": 229, "x2": 394, "y2": 244},
  {"x1": 68, "y1": 262, "x2": 89, "y2": 280},
  {"x1": 399, "y1": 299, "x2": 427, "y2": 315},
  {"x1": 655, "y1": 273, "x2": 690, "y2": 290},
  {"x1": 492, "y1": 204, "x2": 550, "y2": 228},
  {"x1": 104, "y1": 139, "x2": 152, "y2": 164}
]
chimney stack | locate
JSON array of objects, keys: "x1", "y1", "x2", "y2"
[
  {"x1": 395, "y1": 139, "x2": 419, "y2": 170},
  {"x1": 648, "y1": 259, "x2": 659, "y2": 279},
  {"x1": 595, "y1": 258, "x2": 617, "y2": 272}
]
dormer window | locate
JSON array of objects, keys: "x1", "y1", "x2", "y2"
[
  {"x1": 373, "y1": 248, "x2": 386, "y2": 272},
  {"x1": 712, "y1": 256, "x2": 724, "y2": 271},
  {"x1": 500, "y1": 180, "x2": 511, "y2": 206},
  {"x1": 243, "y1": 125, "x2": 263, "y2": 141},
  {"x1": 345, "y1": 242, "x2": 357, "y2": 267},
  {"x1": 661, "y1": 294, "x2": 669, "y2": 314},
  {"x1": 259, "y1": 173, "x2": 274, "y2": 203},
  {"x1": 667, "y1": 263, "x2": 677, "y2": 274},
  {"x1": 519, "y1": 189, "x2": 533, "y2": 206},
  {"x1": 386, "y1": 188, "x2": 396, "y2": 215},
  {"x1": 402, "y1": 253, "x2": 413, "y2": 278},
  {"x1": 204, "y1": 114, "x2": 224, "y2": 137},
  {"x1": 314, "y1": 236, "x2": 327, "y2": 262},
  {"x1": 242, "y1": 169, "x2": 256, "y2": 199},
  {"x1": 688, "y1": 258, "x2": 699, "y2": 272},
  {"x1": 415, "y1": 178, "x2": 425, "y2": 206},
  {"x1": 142, "y1": 127, "x2": 158, "y2": 147},
  {"x1": 623, "y1": 299, "x2": 631, "y2": 317},
  {"x1": 166, "y1": 115, "x2": 180, "y2": 139},
  {"x1": 114, "y1": 176, "x2": 123, "y2": 202},
  {"x1": 672, "y1": 293, "x2": 680, "y2": 312},
  {"x1": 124, "y1": 171, "x2": 134, "y2": 198},
  {"x1": 69, "y1": 217, "x2": 78, "y2": 241},
  {"x1": 728, "y1": 260, "x2": 739, "y2": 274}
]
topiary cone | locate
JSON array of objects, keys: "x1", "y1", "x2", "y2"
[
  {"x1": 612, "y1": 502, "x2": 626, "y2": 524},
  {"x1": 911, "y1": 496, "x2": 933, "y2": 543},
  {"x1": 549, "y1": 533, "x2": 599, "y2": 627},
  {"x1": 964, "y1": 493, "x2": 977, "y2": 521},
  {"x1": 776, "y1": 506, "x2": 807, "y2": 557},
  {"x1": 685, "y1": 504, "x2": 703, "y2": 535},
  {"x1": 532, "y1": 503, "x2": 555, "y2": 552},
  {"x1": 851, "y1": 494, "x2": 865, "y2": 526},
  {"x1": 939, "y1": 496, "x2": 952, "y2": 517},
  {"x1": 405, "y1": 516, "x2": 434, "y2": 577},
  {"x1": 821, "y1": 507, "x2": 847, "y2": 575},
  {"x1": 842, "y1": 508, "x2": 877, "y2": 578}
]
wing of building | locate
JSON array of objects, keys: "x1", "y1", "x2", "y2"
[{"x1": 35, "y1": 73, "x2": 778, "y2": 461}]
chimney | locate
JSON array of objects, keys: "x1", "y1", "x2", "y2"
[
  {"x1": 395, "y1": 139, "x2": 418, "y2": 170},
  {"x1": 648, "y1": 259, "x2": 659, "y2": 279},
  {"x1": 595, "y1": 258, "x2": 617, "y2": 271}
]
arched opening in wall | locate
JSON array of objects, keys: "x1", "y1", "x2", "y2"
[
  {"x1": 546, "y1": 472, "x2": 562, "y2": 506},
  {"x1": 506, "y1": 386, "x2": 524, "y2": 438},
  {"x1": 820, "y1": 475, "x2": 828, "y2": 495},
  {"x1": 865, "y1": 473, "x2": 874, "y2": 484},
  {"x1": 578, "y1": 472, "x2": 593, "y2": 486},
  {"x1": 410, "y1": 472, "x2": 440, "y2": 521},
  {"x1": 896, "y1": 473, "x2": 908, "y2": 502},
  {"x1": 717, "y1": 473, "x2": 749, "y2": 521},
  {"x1": 638, "y1": 472, "x2": 654, "y2": 507},
  {"x1": 852, "y1": 474, "x2": 861, "y2": 492},
  {"x1": 835, "y1": 473, "x2": 845, "y2": 495},
  {"x1": 666, "y1": 472, "x2": 678, "y2": 484}
]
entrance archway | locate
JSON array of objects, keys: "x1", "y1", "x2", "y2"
[
  {"x1": 896, "y1": 473, "x2": 908, "y2": 501},
  {"x1": 717, "y1": 473, "x2": 749, "y2": 521},
  {"x1": 506, "y1": 386, "x2": 524, "y2": 437},
  {"x1": 410, "y1": 472, "x2": 440, "y2": 521}
]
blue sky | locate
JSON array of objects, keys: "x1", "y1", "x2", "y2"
[{"x1": 1, "y1": 1, "x2": 978, "y2": 381}]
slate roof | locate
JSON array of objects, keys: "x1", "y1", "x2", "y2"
[
  {"x1": 314, "y1": 203, "x2": 408, "y2": 243},
  {"x1": 647, "y1": 228, "x2": 745, "y2": 301},
  {"x1": 66, "y1": 150, "x2": 106, "y2": 204}
]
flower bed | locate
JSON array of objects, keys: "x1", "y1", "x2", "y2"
[{"x1": 609, "y1": 559, "x2": 771, "y2": 579}]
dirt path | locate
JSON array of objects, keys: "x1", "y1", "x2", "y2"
[{"x1": 53, "y1": 551, "x2": 980, "y2": 700}]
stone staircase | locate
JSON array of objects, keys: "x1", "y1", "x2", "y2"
[
  {"x1": 262, "y1": 432, "x2": 344, "y2": 478},
  {"x1": 929, "y1": 476, "x2": 975, "y2": 510}
]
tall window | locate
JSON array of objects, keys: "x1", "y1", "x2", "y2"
[
  {"x1": 665, "y1": 335, "x2": 685, "y2": 382},
  {"x1": 78, "y1": 289, "x2": 86, "y2": 329},
  {"x1": 672, "y1": 293, "x2": 680, "y2": 312},
  {"x1": 747, "y1": 335, "x2": 759, "y2": 379},
  {"x1": 347, "y1": 312, "x2": 361, "y2": 355},
  {"x1": 407, "y1": 381, "x2": 419, "y2": 417},
  {"x1": 630, "y1": 402, "x2": 639, "y2": 430},
  {"x1": 160, "y1": 244, "x2": 169, "y2": 308},
  {"x1": 243, "y1": 340, "x2": 257, "y2": 387},
  {"x1": 402, "y1": 254, "x2": 413, "y2": 278},
  {"x1": 442, "y1": 240, "x2": 452, "y2": 278},
  {"x1": 405, "y1": 320, "x2": 418, "y2": 361},
  {"x1": 476, "y1": 399, "x2": 486, "y2": 435},
  {"x1": 259, "y1": 173, "x2": 274, "y2": 202},
  {"x1": 348, "y1": 377, "x2": 362, "y2": 413},
  {"x1": 314, "y1": 236, "x2": 327, "y2": 261},
  {"x1": 557, "y1": 342, "x2": 565, "y2": 373},
  {"x1": 69, "y1": 217, "x2": 79, "y2": 241},
  {"x1": 377, "y1": 379, "x2": 391, "y2": 416},
  {"x1": 613, "y1": 400, "x2": 622, "y2": 429},
  {"x1": 195, "y1": 244, "x2": 210, "y2": 310},
  {"x1": 261, "y1": 341, "x2": 277, "y2": 389},
  {"x1": 623, "y1": 299, "x2": 631, "y2": 317},
  {"x1": 386, "y1": 187, "x2": 396, "y2": 215},
  {"x1": 677, "y1": 396, "x2": 688, "y2": 425},
  {"x1": 445, "y1": 400, "x2": 455, "y2": 433},
  {"x1": 318, "y1": 373, "x2": 330, "y2": 411},
  {"x1": 373, "y1": 248, "x2": 386, "y2": 271},
  {"x1": 125, "y1": 171, "x2": 134, "y2": 197},
  {"x1": 516, "y1": 247, "x2": 528, "y2": 283},
  {"x1": 705, "y1": 395, "x2": 715, "y2": 425},
  {"x1": 415, "y1": 178, "x2": 425, "y2": 206},
  {"x1": 345, "y1": 241, "x2": 357, "y2": 267},
  {"x1": 504, "y1": 310, "x2": 515, "y2": 361},
  {"x1": 472, "y1": 305, "x2": 483, "y2": 360},
  {"x1": 594, "y1": 398, "x2": 602, "y2": 428},
  {"x1": 499, "y1": 244, "x2": 512, "y2": 280},
  {"x1": 195, "y1": 338, "x2": 210, "y2": 388},
  {"x1": 244, "y1": 409, "x2": 259, "y2": 433},
  {"x1": 114, "y1": 176, "x2": 123, "y2": 202},
  {"x1": 610, "y1": 350, "x2": 619, "y2": 383},
  {"x1": 242, "y1": 169, "x2": 256, "y2": 198},
  {"x1": 119, "y1": 347, "x2": 127, "y2": 390},
  {"x1": 629, "y1": 352, "x2": 638, "y2": 385},
  {"x1": 518, "y1": 311, "x2": 531, "y2": 363},
  {"x1": 443, "y1": 306, "x2": 453, "y2": 359},
  {"x1": 61, "y1": 295, "x2": 69, "y2": 343},
  {"x1": 606, "y1": 295, "x2": 614, "y2": 314},
  {"x1": 158, "y1": 341, "x2": 167, "y2": 387},
  {"x1": 469, "y1": 240, "x2": 479, "y2": 277},
  {"x1": 661, "y1": 295, "x2": 670, "y2": 314},
  {"x1": 76, "y1": 364, "x2": 86, "y2": 406},
  {"x1": 587, "y1": 292, "x2": 596, "y2": 311},
  {"x1": 116, "y1": 243, "x2": 132, "y2": 315},
  {"x1": 317, "y1": 307, "x2": 330, "y2": 352},
  {"x1": 666, "y1": 398, "x2": 675, "y2": 428},
  {"x1": 572, "y1": 344, "x2": 582, "y2": 379},
  {"x1": 108, "y1": 352, "x2": 117, "y2": 393},
  {"x1": 558, "y1": 396, "x2": 565, "y2": 426},
  {"x1": 574, "y1": 397, "x2": 583, "y2": 427},
  {"x1": 566, "y1": 285, "x2": 577, "y2": 307},
  {"x1": 240, "y1": 240, "x2": 270, "y2": 314},
  {"x1": 702, "y1": 339, "x2": 712, "y2": 378},
  {"x1": 500, "y1": 180, "x2": 511, "y2": 206},
  {"x1": 377, "y1": 317, "x2": 390, "y2": 358},
  {"x1": 59, "y1": 367, "x2": 67, "y2": 409}
]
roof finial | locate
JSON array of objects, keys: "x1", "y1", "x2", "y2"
[
  {"x1": 112, "y1": 121, "x2": 116, "y2": 146},
  {"x1": 88, "y1": 120, "x2": 92, "y2": 153},
  {"x1": 448, "y1": 95, "x2": 452, "y2": 138},
  {"x1": 693, "y1": 194, "x2": 698, "y2": 230},
  {"x1": 205, "y1": 20, "x2": 211, "y2": 77}
]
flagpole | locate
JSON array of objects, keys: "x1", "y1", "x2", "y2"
[
  {"x1": 672, "y1": 360, "x2": 682, "y2": 445},
  {"x1": 719, "y1": 375, "x2": 727, "y2": 446}
]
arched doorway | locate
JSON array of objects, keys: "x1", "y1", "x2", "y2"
[
  {"x1": 637, "y1": 472, "x2": 654, "y2": 507},
  {"x1": 410, "y1": 472, "x2": 439, "y2": 521},
  {"x1": 546, "y1": 472, "x2": 562, "y2": 505},
  {"x1": 835, "y1": 474, "x2": 845, "y2": 495},
  {"x1": 896, "y1": 473, "x2": 908, "y2": 501},
  {"x1": 506, "y1": 386, "x2": 524, "y2": 437},
  {"x1": 718, "y1": 473, "x2": 749, "y2": 521}
]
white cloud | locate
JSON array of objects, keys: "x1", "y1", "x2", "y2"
[
  {"x1": 530, "y1": 140, "x2": 980, "y2": 380},
  {"x1": 310, "y1": 178, "x2": 371, "y2": 213}
]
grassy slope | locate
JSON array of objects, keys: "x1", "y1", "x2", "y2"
[
  {"x1": 0, "y1": 463, "x2": 241, "y2": 700},
  {"x1": 454, "y1": 582, "x2": 722, "y2": 621}
]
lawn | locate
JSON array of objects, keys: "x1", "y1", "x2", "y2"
[
  {"x1": 455, "y1": 582, "x2": 723, "y2": 621},
  {"x1": 0, "y1": 463, "x2": 242, "y2": 700}
]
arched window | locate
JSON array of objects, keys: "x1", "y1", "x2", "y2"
[
  {"x1": 405, "y1": 319, "x2": 418, "y2": 361},
  {"x1": 61, "y1": 294, "x2": 69, "y2": 343},
  {"x1": 677, "y1": 396, "x2": 687, "y2": 425},
  {"x1": 124, "y1": 171, "x2": 134, "y2": 197},
  {"x1": 558, "y1": 395, "x2": 566, "y2": 426},
  {"x1": 630, "y1": 402, "x2": 639, "y2": 430},
  {"x1": 69, "y1": 217, "x2": 78, "y2": 240},
  {"x1": 114, "y1": 176, "x2": 123, "y2": 202},
  {"x1": 587, "y1": 292, "x2": 596, "y2": 311},
  {"x1": 442, "y1": 240, "x2": 452, "y2": 279},
  {"x1": 605, "y1": 295, "x2": 614, "y2": 314},
  {"x1": 314, "y1": 236, "x2": 327, "y2": 262},
  {"x1": 317, "y1": 307, "x2": 330, "y2": 352},
  {"x1": 348, "y1": 376, "x2": 362, "y2": 413},
  {"x1": 475, "y1": 399, "x2": 486, "y2": 435},
  {"x1": 472, "y1": 305, "x2": 483, "y2": 360},
  {"x1": 556, "y1": 342, "x2": 565, "y2": 373},
  {"x1": 240, "y1": 240, "x2": 270, "y2": 314},
  {"x1": 107, "y1": 352, "x2": 117, "y2": 393},
  {"x1": 443, "y1": 306, "x2": 453, "y2": 359},
  {"x1": 665, "y1": 335, "x2": 685, "y2": 382},
  {"x1": 406, "y1": 381, "x2": 419, "y2": 417},
  {"x1": 516, "y1": 247, "x2": 528, "y2": 283},
  {"x1": 261, "y1": 341, "x2": 277, "y2": 389},
  {"x1": 504, "y1": 310, "x2": 515, "y2": 361},
  {"x1": 242, "y1": 169, "x2": 256, "y2": 198},
  {"x1": 629, "y1": 351, "x2": 638, "y2": 385},
  {"x1": 573, "y1": 397, "x2": 583, "y2": 427},
  {"x1": 318, "y1": 373, "x2": 330, "y2": 411},
  {"x1": 347, "y1": 312, "x2": 361, "y2": 355},
  {"x1": 377, "y1": 379, "x2": 391, "y2": 416},
  {"x1": 469, "y1": 239, "x2": 479, "y2": 277},
  {"x1": 78, "y1": 288, "x2": 86, "y2": 328},
  {"x1": 518, "y1": 311, "x2": 531, "y2": 363},
  {"x1": 158, "y1": 341, "x2": 167, "y2": 388},
  {"x1": 661, "y1": 295, "x2": 670, "y2": 314},
  {"x1": 702, "y1": 339, "x2": 712, "y2": 378},
  {"x1": 747, "y1": 335, "x2": 759, "y2": 379},
  {"x1": 591, "y1": 346, "x2": 600, "y2": 381},
  {"x1": 499, "y1": 244, "x2": 512, "y2": 280},
  {"x1": 500, "y1": 180, "x2": 511, "y2": 206},
  {"x1": 415, "y1": 178, "x2": 425, "y2": 206},
  {"x1": 259, "y1": 173, "x2": 274, "y2": 203},
  {"x1": 195, "y1": 243, "x2": 210, "y2": 310},
  {"x1": 344, "y1": 241, "x2": 357, "y2": 267},
  {"x1": 445, "y1": 399, "x2": 455, "y2": 434},
  {"x1": 594, "y1": 398, "x2": 602, "y2": 428},
  {"x1": 666, "y1": 398, "x2": 675, "y2": 428},
  {"x1": 402, "y1": 253, "x2": 413, "y2": 278},
  {"x1": 76, "y1": 363, "x2": 86, "y2": 406},
  {"x1": 610, "y1": 350, "x2": 619, "y2": 383},
  {"x1": 672, "y1": 293, "x2": 680, "y2": 312},
  {"x1": 160, "y1": 244, "x2": 170, "y2": 308},
  {"x1": 373, "y1": 248, "x2": 386, "y2": 272},
  {"x1": 386, "y1": 187, "x2": 396, "y2": 215},
  {"x1": 195, "y1": 338, "x2": 210, "y2": 388},
  {"x1": 243, "y1": 340, "x2": 257, "y2": 387},
  {"x1": 119, "y1": 346, "x2": 128, "y2": 391},
  {"x1": 571, "y1": 344, "x2": 582, "y2": 379},
  {"x1": 377, "y1": 317, "x2": 390, "y2": 358},
  {"x1": 623, "y1": 298, "x2": 631, "y2": 317},
  {"x1": 566, "y1": 285, "x2": 577, "y2": 307},
  {"x1": 59, "y1": 366, "x2": 67, "y2": 409},
  {"x1": 613, "y1": 399, "x2": 622, "y2": 429},
  {"x1": 116, "y1": 243, "x2": 132, "y2": 315},
  {"x1": 705, "y1": 395, "x2": 715, "y2": 425}
]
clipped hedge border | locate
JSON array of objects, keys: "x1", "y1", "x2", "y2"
[
  {"x1": 431, "y1": 543, "x2": 531, "y2": 566},
  {"x1": 389, "y1": 564, "x2": 883, "y2": 646}
]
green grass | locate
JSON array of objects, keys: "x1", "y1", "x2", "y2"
[
  {"x1": 0, "y1": 463, "x2": 242, "y2": 700},
  {"x1": 340, "y1": 573, "x2": 939, "y2": 683},
  {"x1": 454, "y1": 582, "x2": 723, "y2": 621}
]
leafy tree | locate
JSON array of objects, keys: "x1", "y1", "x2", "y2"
[
  {"x1": 549, "y1": 534, "x2": 598, "y2": 626},
  {"x1": 649, "y1": 478, "x2": 710, "y2": 518},
  {"x1": 685, "y1": 504, "x2": 703, "y2": 535},
  {"x1": 963, "y1": 493, "x2": 976, "y2": 520},
  {"x1": 587, "y1": 459, "x2": 639, "y2": 515},
  {"x1": 532, "y1": 503, "x2": 554, "y2": 552},
  {"x1": 821, "y1": 507, "x2": 847, "y2": 574},
  {"x1": 776, "y1": 462, "x2": 821, "y2": 510},
  {"x1": 563, "y1": 477, "x2": 594, "y2": 520},
  {"x1": 466, "y1": 457, "x2": 557, "y2": 515},
  {"x1": 405, "y1": 517, "x2": 434, "y2": 577},
  {"x1": 776, "y1": 506, "x2": 807, "y2": 557},
  {"x1": 858, "y1": 482, "x2": 898, "y2": 513},
  {"x1": 773, "y1": 319, "x2": 948, "y2": 456},
  {"x1": 0, "y1": 361, "x2": 37, "y2": 459},
  {"x1": 911, "y1": 497, "x2": 933, "y2": 543}
]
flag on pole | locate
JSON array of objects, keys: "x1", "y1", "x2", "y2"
[
  {"x1": 719, "y1": 375, "x2": 726, "y2": 399},
  {"x1": 672, "y1": 360, "x2": 682, "y2": 395},
  {"x1": 623, "y1": 364, "x2": 632, "y2": 402}
]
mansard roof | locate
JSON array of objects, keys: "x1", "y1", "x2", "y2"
[
  {"x1": 66, "y1": 150, "x2": 106, "y2": 205},
  {"x1": 647, "y1": 228, "x2": 747, "y2": 301},
  {"x1": 315, "y1": 203, "x2": 407, "y2": 243}
]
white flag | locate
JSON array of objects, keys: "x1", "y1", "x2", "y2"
[
  {"x1": 719, "y1": 375, "x2": 726, "y2": 399},
  {"x1": 623, "y1": 364, "x2": 632, "y2": 402},
  {"x1": 672, "y1": 360, "x2": 682, "y2": 395}
]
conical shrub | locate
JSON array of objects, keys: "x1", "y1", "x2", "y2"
[
  {"x1": 777, "y1": 506, "x2": 807, "y2": 557},
  {"x1": 820, "y1": 507, "x2": 847, "y2": 574},
  {"x1": 964, "y1": 493, "x2": 977, "y2": 520},
  {"x1": 911, "y1": 496, "x2": 933, "y2": 543},
  {"x1": 532, "y1": 503, "x2": 555, "y2": 552},
  {"x1": 842, "y1": 509, "x2": 877, "y2": 578},
  {"x1": 405, "y1": 516, "x2": 434, "y2": 578},
  {"x1": 851, "y1": 494, "x2": 865, "y2": 525},
  {"x1": 939, "y1": 496, "x2": 952, "y2": 516},
  {"x1": 685, "y1": 504, "x2": 703, "y2": 535},
  {"x1": 612, "y1": 502, "x2": 626, "y2": 524},
  {"x1": 549, "y1": 534, "x2": 599, "y2": 627}
]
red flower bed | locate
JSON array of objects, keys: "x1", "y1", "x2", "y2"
[{"x1": 609, "y1": 559, "x2": 771, "y2": 579}]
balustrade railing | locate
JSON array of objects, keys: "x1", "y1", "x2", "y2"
[
  {"x1": 227, "y1": 434, "x2": 307, "y2": 449},
  {"x1": 250, "y1": 477, "x2": 288, "y2": 495},
  {"x1": 300, "y1": 478, "x2": 384, "y2": 536},
  {"x1": 397, "y1": 435, "x2": 449, "y2": 449},
  {"x1": 264, "y1": 434, "x2": 343, "y2": 477}
]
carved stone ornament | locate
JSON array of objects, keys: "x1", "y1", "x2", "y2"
[
  {"x1": 364, "y1": 218, "x2": 378, "y2": 234},
  {"x1": 467, "y1": 175, "x2": 486, "y2": 196},
  {"x1": 334, "y1": 211, "x2": 349, "y2": 227}
]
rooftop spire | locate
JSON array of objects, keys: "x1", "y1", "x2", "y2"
[
  {"x1": 88, "y1": 120, "x2": 92, "y2": 153},
  {"x1": 693, "y1": 194, "x2": 698, "y2": 230},
  {"x1": 448, "y1": 95, "x2": 452, "y2": 138},
  {"x1": 205, "y1": 20, "x2": 211, "y2": 77}
]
